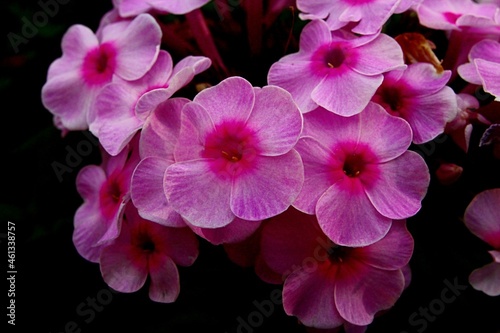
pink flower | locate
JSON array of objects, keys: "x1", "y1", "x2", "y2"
[
  {"x1": 267, "y1": 19, "x2": 404, "y2": 115},
  {"x1": 113, "y1": 0, "x2": 211, "y2": 17},
  {"x1": 372, "y1": 63, "x2": 458, "y2": 144},
  {"x1": 73, "y1": 136, "x2": 140, "y2": 262},
  {"x1": 164, "y1": 76, "x2": 304, "y2": 229},
  {"x1": 100, "y1": 202, "x2": 199, "y2": 303},
  {"x1": 90, "y1": 50, "x2": 211, "y2": 156},
  {"x1": 297, "y1": 0, "x2": 415, "y2": 35},
  {"x1": 458, "y1": 39, "x2": 500, "y2": 101},
  {"x1": 464, "y1": 188, "x2": 500, "y2": 296},
  {"x1": 259, "y1": 208, "x2": 413, "y2": 328},
  {"x1": 293, "y1": 103, "x2": 429, "y2": 246},
  {"x1": 41, "y1": 14, "x2": 161, "y2": 131},
  {"x1": 414, "y1": 0, "x2": 499, "y2": 31}
]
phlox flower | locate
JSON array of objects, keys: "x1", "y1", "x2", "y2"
[
  {"x1": 293, "y1": 103, "x2": 429, "y2": 246},
  {"x1": 164, "y1": 76, "x2": 304, "y2": 229},
  {"x1": 41, "y1": 14, "x2": 161, "y2": 131},
  {"x1": 130, "y1": 98, "x2": 262, "y2": 244},
  {"x1": 259, "y1": 207, "x2": 413, "y2": 328},
  {"x1": 414, "y1": 0, "x2": 499, "y2": 31},
  {"x1": 297, "y1": 0, "x2": 416, "y2": 35},
  {"x1": 73, "y1": 136, "x2": 140, "y2": 262},
  {"x1": 90, "y1": 50, "x2": 211, "y2": 156},
  {"x1": 458, "y1": 39, "x2": 500, "y2": 101},
  {"x1": 100, "y1": 202, "x2": 199, "y2": 303},
  {"x1": 113, "y1": 0, "x2": 211, "y2": 17},
  {"x1": 267, "y1": 19, "x2": 404, "y2": 115},
  {"x1": 372, "y1": 63, "x2": 458, "y2": 144},
  {"x1": 464, "y1": 188, "x2": 500, "y2": 296}
]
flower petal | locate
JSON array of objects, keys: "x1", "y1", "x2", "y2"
[
  {"x1": 148, "y1": 255, "x2": 180, "y2": 303},
  {"x1": 365, "y1": 151, "x2": 429, "y2": 220},
  {"x1": 188, "y1": 218, "x2": 261, "y2": 245},
  {"x1": 246, "y1": 85, "x2": 303, "y2": 156},
  {"x1": 230, "y1": 151, "x2": 304, "y2": 221},
  {"x1": 164, "y1": 160, "x2": 234, "y2": 228},
  {"x1": 469, "y1": 261, "x2": 500, "y2": 297},
  {"x1": 316, "y1": 178, "x2": 392, "y2": 247},
  {"x1": 464, "y1": 188, "x2": 500, "y2": 248}
]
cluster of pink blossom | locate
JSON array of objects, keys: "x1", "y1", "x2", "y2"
[{"x1": 41, "y1": 0, "x2": 500, "y2": 331}]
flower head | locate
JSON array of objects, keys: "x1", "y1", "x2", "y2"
[
  {"x1": 259, "y1": 208, "x2": 413, "y2": 328},
  {"x1": 294, "y1": 103, "x2": 429, "y2": 246},
  {"x1": 100, "y1": 202, "x2": 199, "y2": 303},
  {"x1": 41, "y1": 14, "x2": 161, "y2": 131},
  {"x1": 164, "y1": 76, "x2": 304, "y2": 228},
  {"x1": 372, "y1": 63, "x2": 457, "y2": 144},
  {"x1": 73, "y1": 135, "x2": 140, "y2": 262},
  {"x1": 268, "y1": 19, "x2": 404, "y2": 115}
]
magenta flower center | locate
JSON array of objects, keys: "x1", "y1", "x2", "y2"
[
  {"x1": 311, "y1": 43, "x2": 351, "y2": 76},
  {"x1": 82, "y1": 42, "x2": 117, "y2": 86},
  {"x1": 380, "y1": 87, "x2": 404, "y2": 113},
  {"x1": 324, "y1": 47, "x2": 346, "y2": 68},
  {"x1": 203, "y1": 120, "x2": 260, "y2": 177},
  {"x1": 328, "y1": 244, "x2": 352, "y2": 263},
  {"x1": 135, "y1": 233, "x2": 156, "y2": 254},
  {"x1": 343, "y1": 153, "x2": 365, "y2": 177},
  {"x1": 99, "y1": 172, "x2": 127, "y2": 220}
]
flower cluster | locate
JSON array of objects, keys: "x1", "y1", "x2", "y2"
[{"x1": 42, "y1": 0, "x2": 500, "y2": 331}]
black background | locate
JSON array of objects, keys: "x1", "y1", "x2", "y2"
[{"x1": 1, "y1": 1, "x2": 500, "y2": 332}]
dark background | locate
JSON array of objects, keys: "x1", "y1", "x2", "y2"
[{"x1": 1, "y1": 1, "x2": 500, "y2": 332}]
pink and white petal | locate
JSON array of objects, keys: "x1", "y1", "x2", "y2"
[
  {"x1": 171, "y1": 55, "x2": 212, "y2": 78},
  {"x1": 139, "y1": 98, "x2": 188, "y2": 159},
  {"x1": 469, "y1": 39, "x2": 500, "y2": 63},
  {"x1": 41, "y1": 72, "x2": 96, "y2": 130},
  {"x1": 491, "y1": 250, "x2": 500, "y2": 263},
  {"x1": 464, "y1": 188, "x2": 500, "y2": 248},
  {"x1": 283, "y1": 265, "x2": 345, "y2": 329},
  {"x1": 135, "y1": 88, "x2": 175, "y2": 122},
  {"x1": 400, "y1": 64, "x2": 452, "y2": 96},
  {"x1": 358, "y1": 103, "x2": 412, "y2": 162},
  {"x1": 193, "y1": 76, "x2": 255, "y2": 125},
  {"x1": 349, "y1": 34, "x2": 404, "y2": 76},
  {"x1": 401, "y1": 87, "x2": 457, "y2": 144},
  {"x1": 297, "y1": 1, "x2": 336, "y2": 20},
  {"x1": 73, "y1": 203, "x2": 107, "y2": 263},
  {"x1": 311, "y1": 70, "x2": 383, "y2": 116},
  {"x1": 297, "y1": 19, "x2": 332, "y2": 53},
  {"x1": 76, "y1": 165, "x2": 107, "y2": 199},
  {"x1": 95, "y1": 200, "x2": 127, "y2": 247},
  {"x1": 316, "y1": 178, "x2": 393, "y2": 247},
  {"x1": 111, "y1": 14, "x2": 161, "y2": 81},
  {"x1": 475, "y1": 59, "x2": 500, "y2": 100},
  {"x1": 58, "y1": 24, "x2": 99, "y2": 68},
  {"x1": 246, "y1": 86, "x2": 303, "y2": 156},
  {"x1": 174, "y1": 102, "x2": 215, "y2": 162},
  {"x1": 230, "y1": 151, "x2": 304, "y2": 221},
  {"x1": 365, "y1": 151, "x2": 429, "y2": 220},
  {"x1": 469, "y1": 261, "x2": 500, "y2": 296},
  {"x1": 457, "y1": 63, "x2": 483, "y2": 85},
  {"x1": 302, "y1": 108, "x2": 361, "y2": 148},
  {"x1": 137, "y1": 50, "x2": 173, "y2": 88},
  {"x1": 267, "y1": 60, "x2": 321, "y2": 113},
  {"x1": 148, "y1": 255, "x2": 180, "y2": 303},
  {"x1": 352, "y1": 221, "x2": 414, "y2": 270},
  {"x1": 131, "y1": 157, "x2": 185, "y2": 227},
  {"x1": 164, "y1": 160, "x2": 234, "y2": 228},
  {"x1": 91, "y1": 84, "x2": 143, "y2": 156},
  {"x1": 261, "y1": 208, "x2": 323, "y2": 275},
  {"x1": 149, "y1": 0, "x2": 210, "y2": 14},
  {"x1": 351, "y1": 2, "x2": 398, "y2": 35},
  {"x1": 188, "y1": 218, "x2": 261, "y2": 245},
  {"x1": 335, "y1": 263, "x2": 405, "y2": 326},
  {"x1": 113, "y1": 0, "x2": 152, "y2": 17},
  {"x1": 100, "y1": 243, "x2": 148, "y2": 293},
  {"x1": 293, "y1": 137, "x2": 339, "y2": 214}
]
